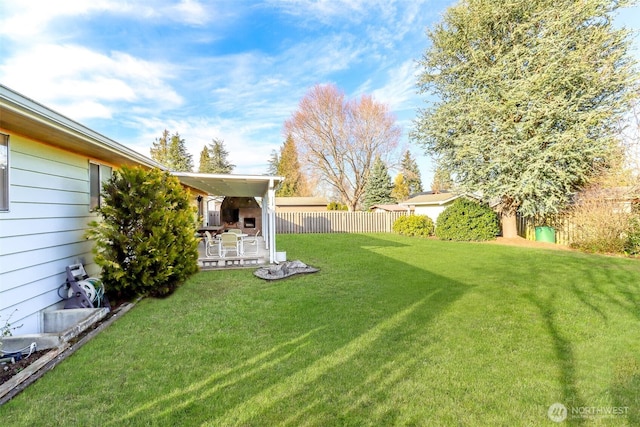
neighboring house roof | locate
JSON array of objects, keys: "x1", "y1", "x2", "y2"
[
  {"x1": 0, "y1": 84, "x2": 162, "y2": 169},
  {"x1": 369, "y1": 204, "x2": 408, "y2": 212},
  {"x1": 401, "y1": 192, "x2": 461, "y2": 206},
  {"x1": 275, "y1": 197, "x2": 328, "y2": 207}
]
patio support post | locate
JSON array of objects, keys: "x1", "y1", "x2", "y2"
[{"x1": 267, "y1": 178, "x2": 277, "y2": 264}]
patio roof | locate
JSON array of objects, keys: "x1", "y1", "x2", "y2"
[
  {"x1": 173, "y1": 172, "x2": 285, "y2": 265},
  {"x1": 172, "y1": 172, "x2": 284, "y2": 197}
]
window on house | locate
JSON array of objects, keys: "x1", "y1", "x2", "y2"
[
  {"x1": 90, "y1": 162, "x2": 112, "y2": 210},
  {"x1": 0, "y1": 133, "x2": 8, "y2": 211}
]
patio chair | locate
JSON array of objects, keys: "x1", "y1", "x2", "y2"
[
  {"x1": 242, "y1": 231, "x2": 261, "y2": 256},
  {"x1": 219, "y1": 232, "x2": 241, "y2": 257},
  {"x1": 227, "y1": 228, "x2": 243, "y2": 234},
  {"x1": 204, "y1": 231, "x2": 219, "y2": 257}
]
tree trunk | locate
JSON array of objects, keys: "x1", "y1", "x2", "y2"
[{"x1": 501, "y1": 210, "x2": 518, "y2": 238}]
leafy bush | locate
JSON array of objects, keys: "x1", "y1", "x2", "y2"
[
  {"x1": 86, "y1": 166, "x2": 199, "y2": 300},
  {"x1": 0, "y1": 309, "x2": 23, "y2": 352},
  {"x1": 624, "y1": 216, "x2": 640, "y2": 255},
  {"x1": 436, "y1": 198, "x2": 499, "y2": 241},
  {"x1": 393, "y1": 214, "x2": 434, "y2": 237},
  {"x1": 327, "y1": 201, "x2": 348, "y2": 211},
  {"x1": 568, "y1": 185, "x2": 636, "y2": 255}
]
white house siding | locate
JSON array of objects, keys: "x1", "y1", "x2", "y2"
[
  {"x1": 413, "y1": 205, "x2": 449, "y2": 224},
  {"x1": 0, "y1": 132, "x2": 103, "y2": 334}
]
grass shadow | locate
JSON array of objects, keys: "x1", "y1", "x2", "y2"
[
  {"x1": 108, "y1": 233, "x2": 471, "y2": 426},
  {"x1": 3, "y1": 234, "x2": 640, "y2": 425},
  {"x1": 523, "y1": 291, "x2": 587, "y2": 426},
  {"x1": 610, "y1": 356, "x2": 640, "y2": 425}
]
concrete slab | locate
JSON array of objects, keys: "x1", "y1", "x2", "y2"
[{"x1": 1, "y1": 307, "x2": 109, "y2": 352}]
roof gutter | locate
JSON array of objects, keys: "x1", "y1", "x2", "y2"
[{"x1": 0, "y1": 84, "x2": 163, "y2": 170}]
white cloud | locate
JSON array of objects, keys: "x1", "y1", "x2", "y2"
[
  {"x1": 126, "y1": 115, "x2": 281, "y2": 174},
  {"x1": 171, "y1": 0, "x2": 210, "y2": 25},
  {"x1": 0, "y1": 1, "x2": 134, "y2": 39},
  {"x1": 371, "y1": 60, "x2": 420, "y2": 113},
  {"x1": 0, "y1": 0, "x2": 439, "y2": 179},
  {"x1": 0, "y1": 43, "x2": 182, "y2": 119},
  {"x1": 269, "y1": 0, "x2": 370, "y2": 24},
  {"x1": 0, "y1": 0, "x2": 212, "y2": 41},
  {"x1": 59, "y1": 100, "x2": 114, "y2": 120}
]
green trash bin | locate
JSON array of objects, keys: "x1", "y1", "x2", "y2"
[{"x1": 535, "y1": 226, "x2": 556, "y2": 243}]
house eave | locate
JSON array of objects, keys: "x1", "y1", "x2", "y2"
[{"x1": 0, "y1": 84, "x2": 162, "y2": 169}]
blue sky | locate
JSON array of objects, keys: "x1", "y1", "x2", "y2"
[{"x1": 1, "y1": 1, "x2": 639, "y2": 188}]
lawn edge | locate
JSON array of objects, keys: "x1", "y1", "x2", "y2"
[{"x1": 0, "y1": 302, "x2": 136, "y2": 406}]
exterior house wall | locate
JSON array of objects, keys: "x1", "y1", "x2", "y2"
[
  {"x1": 0, "y1": 131, "x2": 108, "y2": 334},
  {"x1": 1, "y1": 85, "x2": 285, "y2": 336},
  {"x1": 413, "y1": 204, "x2": 449, "y2": 224},
  {"x1": 275, "y1": 197, "x2": 328, "y2": 212},
  {"x1": 276, "y1": 205, "x2": 327, "y2": 212}
]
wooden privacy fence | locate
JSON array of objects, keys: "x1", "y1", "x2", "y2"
[
  {"x1": 276, "y1": 211, "x2": 407, "y2": 234},
  {"x1": 517, "y1": 213, "x2": 574, "y2": 245}
]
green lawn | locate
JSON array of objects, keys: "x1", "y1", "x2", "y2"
[{"x1": 1, "y1": 234, "x2": 639, "y2": 426}]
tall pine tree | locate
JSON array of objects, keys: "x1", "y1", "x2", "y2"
[
  {"x1": 198, "y1": 146, "x2": 211, "y2": 173},
  {"x1": 276, "y1": 134, "x2": 308, "y2": 196},
  {"x1": 400, "y1": 150, "x2": 423, "y2": 195},
  {"x1": 431, "y1": 165, "x2": 453, "y2": 194},
  {"x1": 150, "y1": 130, "x2": 193, "y2": 172},
  {"x1": 267, "y1": 150, "x2": 279, "y2": 176},
  {"x1": 363, "y1": 156, "x2": 394, "y2": 210},
  {"x1": 198, "y1": 138, "x2": 234, "y2": 174}
]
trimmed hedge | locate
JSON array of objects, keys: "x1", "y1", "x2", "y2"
[
  {"x1": 436, "y1": 198, "x2": 499, "y2": 241},
  {"x1": 393, "y1": 214, "x2": 435, "y2": 237}
]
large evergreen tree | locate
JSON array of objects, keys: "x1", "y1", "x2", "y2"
[
  {"x1": 412, "y1": 0, "x2": 637, "y2": 237},
  {"x1": 400, "y1": 150, "x2": 423, "y2": 195},
  {"x1": 431, "y1": 165, "x2": 453, "y2": 194},
  {"x1": 197, "y1": 146, "x2": 211, "y2": 173},
  {"x1": 363, "y1": 156, "x2": 395, "y2": 210},
  {"x1": 150, "y1": 129, "x2": 193, "y2": 172},
  {"x1": 276, "y1": 134, "x2": 308, "y2": 196},
  {"x1": 150, "y1": 129, "x2": 170, "y2": 166},
  {"x1": 198, "y1": 138, "x2": 234, "y2": 174},
  {"x1": 267, "y1": 150, "x2": 280, "y2": 176}
]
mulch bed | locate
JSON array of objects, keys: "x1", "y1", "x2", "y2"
[
  {"x1": 0, "y1": 301, "x2": 128, "y2": 387},
  {"x1": 0, "y1": 350, "x2": 50, "y2": 386}
]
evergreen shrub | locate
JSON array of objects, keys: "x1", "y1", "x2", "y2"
[
  {"x1": 327, "y1": 201, "x2": 348, "y2": 211},
  {"x1": 436, "y1": 198, "x2": 499, "y2": 241},
  {"x1": 86, "y1": 166, "x2": 199, "y2": 300},
  {"x1": 393, "y1": 214, "x2": 434, "y2": 237}
]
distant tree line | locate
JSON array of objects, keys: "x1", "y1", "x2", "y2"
[{"x1": 150, "y1": 130, "x2": 234, "y2": 174}]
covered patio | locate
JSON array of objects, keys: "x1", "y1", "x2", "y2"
[
  {"x1": 196, "y1": 233, "x2": 270, "y2": 269},
  {"x1": 172, "y1": 172, "x2": 284, "y2": 267}
]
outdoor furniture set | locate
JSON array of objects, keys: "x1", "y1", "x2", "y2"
[{"x1": 201, "y1": 229, "x2": 261, "y2": 267}]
